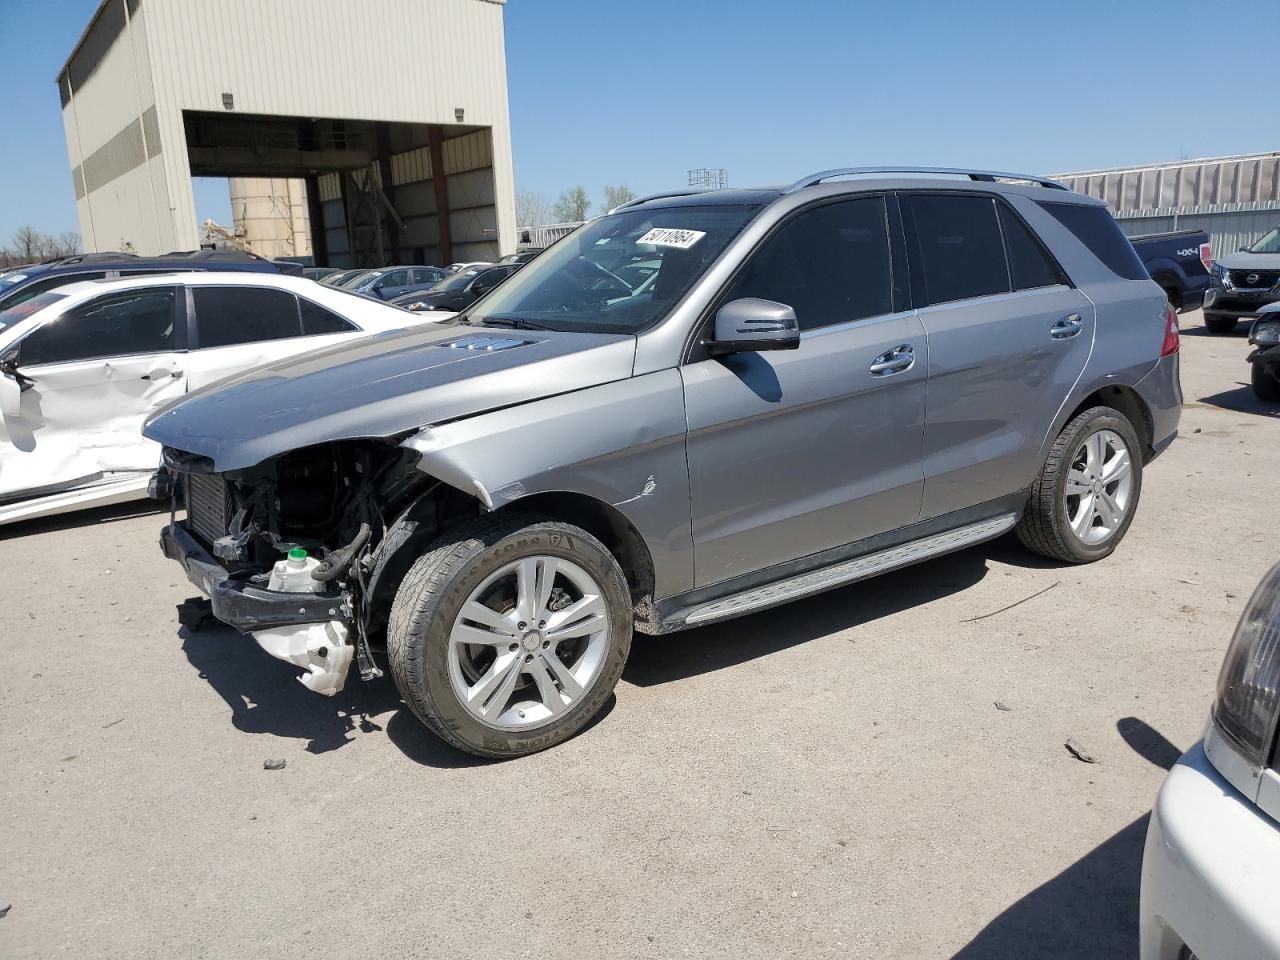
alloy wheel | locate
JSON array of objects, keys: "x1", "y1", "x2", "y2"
[
  {"x1": 1064, "y1": 429, "x2": 1134, "y2": 545},
  {"x1": 446, "y1": 556, "x2": 611, "y2": 730}
]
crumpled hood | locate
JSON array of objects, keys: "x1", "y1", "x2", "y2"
[
  {"x1": 144, "y1": 324, "x2": 637, "y2": 471},
  {"x1": 1217, "y1": 252, "x2": 1280, "y2": 272}
]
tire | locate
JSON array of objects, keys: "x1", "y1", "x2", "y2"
[
  {"x1": 1016, "y1": 406, "x2": 1144, "y2": 564},
  {"x1": 1203, "y1": 312, "x2": 1238, "y2": 334},
  {"x1": 387, "y1": 515, "x2": 632, "y2": 758},
  {"x1": 1253, "y1": 363, "x2": 1280, "y2": 402}
]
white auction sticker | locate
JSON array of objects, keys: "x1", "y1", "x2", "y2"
[{"x1": 637, "y1": 227, "x2": 706, "y2": 250}]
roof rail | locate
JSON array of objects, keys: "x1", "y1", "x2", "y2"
[
  {"x1": 43, "y1": 251, "x2": 140, "y2": 266},
  {"x1": 609, "y1": 188, "x2": 711, "y2": 214},
  {"x1": 784, "y1": 167, "x2": 1069, "y2": 194}
]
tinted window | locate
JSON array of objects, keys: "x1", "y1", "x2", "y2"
[
  {"x1": 412, "y1": 267, "x2": 446, "y2": 284},
  {"x1": 0, "y1": 271, "x2": 108, "y2": 309},
  {"x1": 723, "y1": 197, "x2": 892, "y2": 331},
  {"x1": 300, "y1": 298, "x2": 357, "y2": 335},
  {"x1": 999, "y1": 204, "x2": 1066, "y2": 290},
  {"x1": 374, "y1": 269, "x2": 410, "y2": 288},
  {"x1": 904, "y1": 194, "x2": 1009, "y2": 305},
  {"x1": 1036, "y1": 201, "x2": 1147, "y2": 281},
  {"x1": 19, "y1": 288, "x2": 176, "y2": 365},
  {"x1": 193, "y1": 286, "x2": 300, "y2": 348},
  {"x1": 0, "y1": 292, "x2": 67, "y2": 334}
]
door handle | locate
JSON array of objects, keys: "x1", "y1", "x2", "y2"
[
  {"x1": 1050, "y1": 314, "x2": 1083, "y2": 340},
  {"x1": 869, "y1": 345, "x2": 915, "y2": 376}
]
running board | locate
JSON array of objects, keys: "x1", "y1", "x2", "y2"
[{"x1": 671, "y1": 513, "x2": 1019, "y2": 629}]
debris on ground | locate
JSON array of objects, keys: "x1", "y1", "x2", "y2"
[
  {"x1": 102, "y1": 718, "x2": 124, "y2": 729},
  {"x1": 176, "y1": 597, "x2": 216, "y2": 631},
  {"x1": 994, "y1": 702, "x2": 1012, "y2": 712},
  {"x1": 1065, "y1": 739, "x2": 1099, "y2": 764},
  {"x1": 961, "y1": 582, "x2": 1060, "y2": 623},
  {"x1": 263, "y1": 759, "x2": 287, "y2": 771},
  {"x1": 0, "y1": 902, "x2": 10, "y2": 919}
]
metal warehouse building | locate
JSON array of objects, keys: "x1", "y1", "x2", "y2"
[
  {"x1": 1051, "y1": 152, "x2": 1280, "y2": 256},
  {"x1": 58, "y1": 0, "x2": 516, "y2": 266}
]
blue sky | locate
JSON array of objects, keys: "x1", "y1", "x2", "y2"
[{"x1": 2, "y1": 0, "x2": 1277, "y2": 244}]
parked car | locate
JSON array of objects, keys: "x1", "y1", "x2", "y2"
[
  {"x1": 446, "y1": 260, "x2": 493, "y2": 273},
  {"x1": 304, "y1": 267, "x2": 343, "y2": 282},
  {"x1": 0, "y1": 249, "x2": 283, "y2": 311},
  {"x1": 389, "y1": 263, "x2": 519, "y2": 312},
  {"x1": 146, "y1": 166, "x2": 1180, "y2": 758},
  {"x1": 1247, "y1": 302, "x2": 1280, "y2": 401},
  {"x1": 319, "y1": 268, "x2": 367, "y2": 288},
  {"x1": 0, "y1": 272, "x2": 439, "y2": 525},
  {"x1": 1203, "y1": 226, "x2": 1280, "y2": 333},
  {"x1": 497, "y1": 250, "x2": 543, "y2": 265},
  {"x1": 1130, "y1": 229, "x2": 1212, "y2": 314},
  {"x1": 347, "y1": 265, "x2": 450, "y2": 301},
  {"x1": 1139, "y1": 560, "x2": 1280, "y2": 960}
]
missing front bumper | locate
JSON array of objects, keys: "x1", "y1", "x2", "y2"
[{"x1": 160, "y1": 522, "x2": 348, "y2": 632}]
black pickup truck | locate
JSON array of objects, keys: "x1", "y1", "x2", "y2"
[{"x1": 1129, "y1": 228, "x2": 1213, "y2": 314}]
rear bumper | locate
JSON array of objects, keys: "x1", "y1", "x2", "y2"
[
  {"x1": 1134, "y1": 353, "x2": 1182, "y2": 461},
  {"x1": 1140, "y1": 741, "x2": 1280, "y2": 960},
  {"x1": 160, "y1": 522, "x2": 347, "y2": 631},
  {"x1": 1247, "y1": 344, "x2": 1280, "y2": 366}
]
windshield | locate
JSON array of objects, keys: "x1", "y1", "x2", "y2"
[
  {"x1": 1247, "y1": 228, "x2": 1280, "y2": 254},
  {"x1": 465, "y1": 204, "x2": 761, "y2": 333},
  {"x1": 0, "y1": 291, "x2": 65, "y2": 334},
  {"x1": 434, "y1": 268, "x2": 482, "y2": 292}
]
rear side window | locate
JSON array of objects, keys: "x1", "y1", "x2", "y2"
[
  {"x1": 903, "y1": 195, "x2": 1010, "y2": 305},
  {"x1": 999, "y1": 204, "x2": 1067, "y2": 291},
  {"x1": 193, "y1": 287, "x2": 301, "y2": 348},
  {"x1": 1036, "y1": 201, "x2": 1147, "y2": 281},
  {"x1": 0, "y1": 271, "x2": 108, "y2": 309},
  {"x1": 300, "y1": 298, "x2": 357, "y2": 335},
  {"x1": 19, "y1": 288, "x2": 176, "y2": 365},
  {"x1": 724, "y1": 196, "x2": 893, "y2": 331}
]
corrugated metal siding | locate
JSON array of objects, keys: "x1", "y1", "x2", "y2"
[{"x1": 1053, "y1": 153, "x2": 1280, "y2": 216}]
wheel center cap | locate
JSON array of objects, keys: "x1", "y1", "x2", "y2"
[
  {"x1": 1092, "y1": 479, "x2": 1103, "y2": 494},
  {"x1": 520, "y1": 630, "x2": 543, "y2": 652}
]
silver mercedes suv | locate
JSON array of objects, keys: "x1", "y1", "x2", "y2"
[{"x1": 145, "y1": 166, "x2": 1182, "y2": 757}]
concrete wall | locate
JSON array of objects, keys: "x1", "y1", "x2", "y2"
[
  {"x1": 228, "y1": 177, "x2": 311, "y2": 260},
  {"x1": 60, "y1": 0, "x2": 514, "y2": 256}
]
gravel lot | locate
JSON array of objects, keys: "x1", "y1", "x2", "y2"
[{"x1": 2, "y1": 310, "x2": 1276, "y2": 960}]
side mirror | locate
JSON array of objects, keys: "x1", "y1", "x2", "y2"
[
  {"x1": 0, "y1": 371, "x2": 20, "y2": 418},
  {"x1": 708, "y1": 298, "x2": 800, "y2": 355}
]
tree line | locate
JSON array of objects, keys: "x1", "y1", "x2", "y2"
[
  {"x1": 516, "y1": 185, "x2": 637, "y2": 227},
  {"x1": 0, "y1": 226, "x2": 83, "y2": 268}
]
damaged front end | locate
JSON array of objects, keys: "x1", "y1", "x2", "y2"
[{"x1": 158, "y1": 438, "x2": 450, "y2": 696}]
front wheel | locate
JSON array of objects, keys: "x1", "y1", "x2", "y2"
[
  {"x1": 1253, "y1": 363, "x2": 1280, "y2": 401},
  {"x1": 387, "y1": 515, "x2": 632, "y2": 758},
  {"x1": 1017, "y1": 407, "x2": 1143, "y2": 564},
  {"x1": 1203, "y1": 312, "x2": 1238, "y2": 334}
]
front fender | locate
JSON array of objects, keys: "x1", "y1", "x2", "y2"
[{"x1": 401, "y1": 370, "x2": 694, "y2": 599}]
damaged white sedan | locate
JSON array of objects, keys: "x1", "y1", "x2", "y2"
[{"x1": 0, "y1": 271, "x2": 441, "y2": 525}]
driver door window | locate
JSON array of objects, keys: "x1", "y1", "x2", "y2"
[{"x1": 18, "y1": 287, "x2": 177, "y2": 366}]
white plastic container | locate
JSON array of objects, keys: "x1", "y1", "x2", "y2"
[{"x1": 251, "y1": 548, "x2": 354, "y2": 697}]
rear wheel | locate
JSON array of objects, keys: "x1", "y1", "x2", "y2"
[
  {"x1": 1203, "y1": 312, "x2": 1238, "y2": 334},
  {"x1": 1252, "y1": 363, "x2": 1280, "y2": 401},
  {"x1": 387, "y1": 515, "x2": 632, "y2": 758},
  {"x1": 1017, "y1": 406, "x2": 1143, "y2": 564}
]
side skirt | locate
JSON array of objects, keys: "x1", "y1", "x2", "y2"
[{"x1": 650, "y1": 503, "x2": 1022, "y2": 634}]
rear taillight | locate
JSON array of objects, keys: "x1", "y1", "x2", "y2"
[
  {"x1": 1160, "y1": 304, "x2": 1179, "y2": 357},
  {"x1": 1199, "y1": 241, "x2": 1213, "y2": 274}
]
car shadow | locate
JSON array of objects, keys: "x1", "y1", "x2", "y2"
[
  {"x1": 0, "y1": 498, "x2": 166, "y2": 540},
  {"x1": 181, "y1": 622, "x2": 404, "y2": 756},
  {"x1": 181, "y1": 618, "x2": 614, "y2": 768},
  {"x1": 1195, "y1": 384, "x2": 1280, "y2": 418},
  {"x1": 949, "y1": 718, "x2": 1180, "y2": 959},
  {"x1": 1180, "y1": 324, "x2": 1250, "y2": 338},
  {"x1": 624, "y1": 544, "x2": 992, "y2": 688}
]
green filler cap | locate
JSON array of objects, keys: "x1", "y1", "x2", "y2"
[{"x1": 288, "y1": 548, "x2": 308, "y2": 560}]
